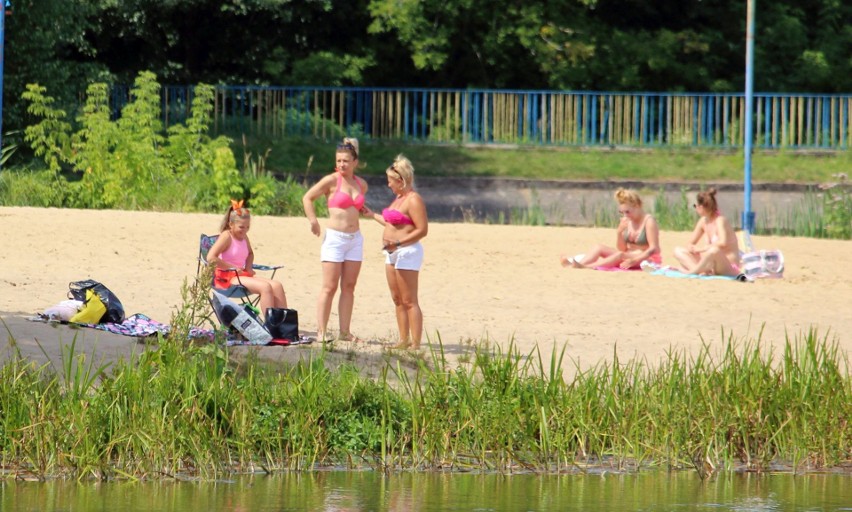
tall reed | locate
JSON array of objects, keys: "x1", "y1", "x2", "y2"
[{"x1": 0, "y1": 325, "x2": 848, "y2": 480}]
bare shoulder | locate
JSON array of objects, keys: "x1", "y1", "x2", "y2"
[
  {"x1": 357, "y1": 175, "x2": 369, "y2": 191},
  {"x1": 645, "y1": 215, "x2": 660, "y2": 228},
  {"x1": 307, "y1": 173, "x2": 337, "y2": 195}
]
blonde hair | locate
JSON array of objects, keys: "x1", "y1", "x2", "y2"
[
  {"x1": 336, "y1": 137, "x2": 360, "y2": 160},
  {"x1": 614, "y1": 188, "x2": 643, "y2": 208},
  {"x1": 386, "y1": 154, "x2": 414, "y2": 190},
  {"x1": 219, "y1": 200, "x2": 251, "y2": 232}
]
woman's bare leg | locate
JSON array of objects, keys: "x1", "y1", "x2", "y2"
[
  {"x1": 317, "y1": 261, "x2": 341, "y2": 340},
  {"x1": 674, "y1": 246, "x2": 700, "y2": 272},
  {"x1": 686, "y1": 247, "x2": 739, "y2": 276},
  {"x1": 337, "y1": 259, "x2": 362, "y2": 339},
  {"x1": 385, "y1": 264, "x2": 410, "y2": 347}
]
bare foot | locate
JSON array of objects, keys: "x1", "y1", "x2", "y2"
[
  {"x1": 337, "y1": 332, "x2": 364, "y2": 343},
  {"x1": 387, "y1": 340, "x2": 411, "y2": 350}
]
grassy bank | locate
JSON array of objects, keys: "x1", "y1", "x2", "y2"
[
  {"x1": 1, "y1": 326, "x2": 848, "y2": 481},
  {"x1": 243, "y1": 134, "x2": 851, "y2": 184}
]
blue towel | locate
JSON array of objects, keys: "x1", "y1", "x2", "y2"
[{"x1": 650, "y1": 268, "x2": 739, "y2": 281}]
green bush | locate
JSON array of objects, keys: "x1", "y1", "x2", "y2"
[
  {"x1": 0, "y1": 167, "x2": 67, "y2": 207},
  {"x1": 14, "y1": 70, "x2": 312, "y2": 215}
]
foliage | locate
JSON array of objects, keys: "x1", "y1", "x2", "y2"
[
  {"x1": 818, "y1": 173, "x2": 852, "y2": 240},
  {"x1": 769, "y1": 174, "x2": 852, "y2": 239},
  {"x1": 0, "y1": 325, "x2": 848, "y2": 479},
  {"x1": 0, "y1": 168, "x2": 68, "y2": 207},
  {"x1": 5, "y1": 0, "x2": 852, "y2": 146},
  {"x1": 2, "y1": 0, "x2": 107, "y2": 144},
  {"x1": 651, "y1": 188, "x2": 697, "y2": 232},
  {"x1": 16, "y1": 71, "x2": 314, "y2": 213}
]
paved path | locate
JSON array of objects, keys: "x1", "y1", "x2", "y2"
[{"x1": 360, "y1": 176, "x2": 814, "y2": 227}]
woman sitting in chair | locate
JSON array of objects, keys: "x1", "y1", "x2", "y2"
[{"x1": 207, "y1": 200, "x2": 288, "y2": 316}]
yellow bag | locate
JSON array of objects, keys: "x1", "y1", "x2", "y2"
[{"x1": 69, "y1": 289, "x2": 107, "y2": 324}]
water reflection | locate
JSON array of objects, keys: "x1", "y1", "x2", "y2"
[{"x1": 1, "y1": 471, "x2": 850, "y2": 511}]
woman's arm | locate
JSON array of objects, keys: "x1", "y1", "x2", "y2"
[
  {"x1": 207, "y1": 231, "x2": 233, "y2": 268},
  {"x1": 687, "y1": 219, "x2": 706, "y2": 251},
  {"x1": 615, "y1": 218, "x2": 628, "y2": 252},
  {"x1": 302, "y1": 174, "x2": 334, "y2": 236},
  {"x1": 244, "y1": 238, "x2": 256, "y2": 275},
  {"x1": 361, "y1": 205, "x2": 386, "y2": 225},
  {"x1": 393, "y1": 194, "x2": 429, "y2": 248},
  {"x1": 715, "y1": 216, "x2": 738, "y2": 253},
  {"x1": 621, "y1": 217, "x2": 661, "y2": 268}
]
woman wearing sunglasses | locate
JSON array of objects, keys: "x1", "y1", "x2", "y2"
[
  {"x1": 674, "y1": 188, "x2": 741, "y2": 277},
  {"x1": 302, "y1": 137, "x2": 370, "y2": 343},
  {"x1": 362, "y1": 155, "x2": 429, "y2": 350},
  {"x1": 561, "y1": 188, "x2": 662, "y2": 270}
]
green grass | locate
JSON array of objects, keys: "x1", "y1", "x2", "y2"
[
  {"x1": 1, "y1": 322, "x2": 849, "y2": 480},
  {"x1": 237, "y1": 133, "x2": 851, "y2": 184}
]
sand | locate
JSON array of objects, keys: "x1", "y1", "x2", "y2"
[{"x1": 1, "y1": 206, "x2": 849, "y2": 375}]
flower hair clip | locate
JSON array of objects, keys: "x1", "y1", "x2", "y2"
[{"x1": 230, "y1": 199, "x2": 249, "y2": 216}]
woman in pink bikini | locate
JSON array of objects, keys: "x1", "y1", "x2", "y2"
[
  {"x1": 363, "y1": 155, "x2": 428, "y2": 350},
  {"x1": 674, "y1": 188, "x2": 741, "y2": 276},
  {"x1": 561, "y1": 188, "x2": 662, "y2": 270},
  {"x1": 302, "y1": 137, "x2": 370, "y2": 343}
]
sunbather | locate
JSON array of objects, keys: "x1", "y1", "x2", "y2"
[
  {"x1": 673, "y1": 188, "x2": 741, "y2": 276},
  {"x1": 561, "y1": 188, "x2": 662, "y2": 270}
]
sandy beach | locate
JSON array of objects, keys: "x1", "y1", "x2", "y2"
[{"x1": 1, "y1": 206, "x2": 849, "y2": 375}]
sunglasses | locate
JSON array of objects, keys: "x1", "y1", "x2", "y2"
[
  {"x1": 618, "y1": 209, "x2": 631, "y2": 215},
  {"x1": 336, "y1": 143, "x2": 358, "y2": 157}
]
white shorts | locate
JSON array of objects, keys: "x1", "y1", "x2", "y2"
[
  {"x1": 384, "y1": 242, "x2": 424, "y2": 271},
  {"x1": 321, "y1": 228, "x2": 363, "y2": 262}
]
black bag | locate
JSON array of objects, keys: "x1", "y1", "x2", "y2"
[
  {"x1": 68, "y1": 280, "x2": 126, "y2": 324},
  {"x1": 264, "y1": 308, "x2": 299, "y2": 341}
]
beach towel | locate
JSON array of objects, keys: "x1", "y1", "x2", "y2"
[{"x1": 650, "y1": 268, "x2": 746, "y2": 281}]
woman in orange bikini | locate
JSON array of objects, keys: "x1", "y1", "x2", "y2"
[
  {"x1": 674, "y1": 188, "x2": 741, "y2": 276},
  {"x1": 561, "y1": 188, "x2": 661, "y2": 270},
  {"x1": 302, "y1": 137, "x2": 370, "y2": 343},
  {"x1": 363, "y1": 155, "x2": 428, "y2": 350}
]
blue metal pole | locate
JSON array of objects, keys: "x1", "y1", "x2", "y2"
[
  {"x1": 742, "y1": 0, "x2": 756, "y2": 233},
  {"x1": 0, "y1": 1, "x2": 6, "y2": 172}
]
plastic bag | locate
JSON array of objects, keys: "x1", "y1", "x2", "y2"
[
  {"x1": 69, "y1": 280, "x2": 125, "y2": 323},
  {"x1": 69, "y1": 289, "x2": 107, "y2": 324}
]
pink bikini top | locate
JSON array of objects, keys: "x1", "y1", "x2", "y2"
[
  {"x1": 327, "y1": 173, "x2": 365, "y2": 210},
  {"x1": 382, "y1": 208, "x2": 414, "y2": 225},
  {"x1": 220, "y1": 235, "x2": 249, "y2": 268}
]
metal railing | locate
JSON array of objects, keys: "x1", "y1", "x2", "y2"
[{"x1": 112, "y1": 85, "x2": 852, "y2": 150}]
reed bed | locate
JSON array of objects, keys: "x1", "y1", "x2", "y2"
[{"x1": 0, "y1": 327, "x2": 848, "y2": 481}]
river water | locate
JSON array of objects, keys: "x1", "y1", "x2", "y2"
[{"x1": 3, "y1": 470, "x2": 850, "y2": 511}]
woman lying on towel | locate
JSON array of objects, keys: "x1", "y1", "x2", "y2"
[
  {"x1": 561, "y1": 188, "x2": 662, "y2": 270},
  {"x1": 673, "y1": 188, "x2": 741, "y2": 277}
]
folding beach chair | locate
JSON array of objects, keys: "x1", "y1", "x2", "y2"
[{"x1": 196, "y1": 233, "x2": 284, "y2": 310}]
